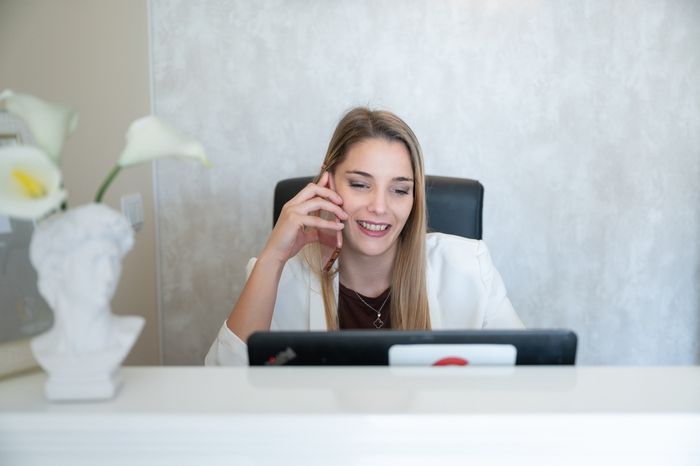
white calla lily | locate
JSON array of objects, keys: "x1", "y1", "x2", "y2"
[
  {"x1": 0, "y1": 89, "x2": 78, "y2": 164},
  {"x1": 117, "y1": 116, "x2": 209, "y2": 168},
  {"x1": 0, "y1": 145, "x2": 67, "y2": 220},
  {"x1": 93, "y1": 115, "x2": 209, "y2": 202},
  {"x1": 0, "y1": 91, "x2": 211, "y2": 212}
]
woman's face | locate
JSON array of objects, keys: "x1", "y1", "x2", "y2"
[{"x1": 332, "y1": 137, "x2": 414, "y2": 262}]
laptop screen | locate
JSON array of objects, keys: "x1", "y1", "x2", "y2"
[{"x1": 247, "y1": 329, "x2": 577, "y2": 366}]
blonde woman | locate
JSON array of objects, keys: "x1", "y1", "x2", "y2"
[{"x1": 206, "y1": 107, "x2": 523, "y2": 365}]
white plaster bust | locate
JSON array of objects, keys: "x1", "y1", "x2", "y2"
[{"x1": 29, "y1": 203, "x2": 144, "y2": 400}]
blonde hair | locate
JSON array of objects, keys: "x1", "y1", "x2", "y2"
[{"x1": 308, "y1": 107, "x2": 430, "y2": 330}]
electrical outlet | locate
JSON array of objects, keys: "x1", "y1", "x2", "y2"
[{"x1": 121, "y1": 193, "x2": 144, "y2": 231}]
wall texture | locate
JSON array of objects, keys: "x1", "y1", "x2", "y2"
[
  {"x1": 0, "y1": 0, "x2": 158, "y2": 365},
  {"x1": 151, "y1": 0, "x2": 700, "y2": 365}
]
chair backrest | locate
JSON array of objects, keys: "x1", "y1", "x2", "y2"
[{"x1": 273, "y1": 175, "x2": 483, "y2": 240}]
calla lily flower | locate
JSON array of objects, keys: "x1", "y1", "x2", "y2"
[
  {"x1": 117, "y1": 116, "x2": 209, "y2": 168},
  {"x1": 0, "y1": 90, "x2": 211, "y2": 210},
  {"x1": 93, "y1": 115, "x2": 209, "y2": 202},
  {"x1": 0, "y1": 145, "x2": 67, "y2": 220},
  {"x1": 0, "y1": 89, "x2": 78, "y2": 164}
]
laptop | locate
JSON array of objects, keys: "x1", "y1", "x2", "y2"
[{"x1": 247, "y1": 329, "x2": 577, "y2": 366}]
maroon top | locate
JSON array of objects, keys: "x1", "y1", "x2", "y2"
[{"x1": 338, "y1": 282, "x2": 392, "y2": 329}]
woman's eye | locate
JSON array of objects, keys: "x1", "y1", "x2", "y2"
[
  {"x1": 393, "y1": 187, "x2": 411, "y2": 196},
  {"x1": 349, "y1": 182, "x2": 368, "y2": 189}
]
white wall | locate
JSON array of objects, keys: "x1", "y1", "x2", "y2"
[{"x1": 150, "y1": 0, "x2": 700, "y2": 365}]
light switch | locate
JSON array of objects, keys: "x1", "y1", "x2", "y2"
[{"x1": 121, "y1": 193, "x2": 144, "y2": 231}]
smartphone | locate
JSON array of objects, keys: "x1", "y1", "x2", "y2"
[{"x1": 316, "y1": 174, "x2": 342, "y2": 272}]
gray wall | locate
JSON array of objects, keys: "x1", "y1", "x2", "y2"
[{"x1": 150, "y1": 0, "x2": 700, "y2": 365}]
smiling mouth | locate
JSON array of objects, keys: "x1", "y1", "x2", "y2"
[{"x1": 357, "y1": 220, "x2": 390, "y2": 232}]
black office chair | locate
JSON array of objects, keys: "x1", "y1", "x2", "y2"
[{"x1": 273, "y1": 175, "x2": 483, "y2": 240}]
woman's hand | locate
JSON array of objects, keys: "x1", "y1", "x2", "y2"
[
  {"x1": 226, "y1": 171, "x2": 347, "y2": 342},
  {"x1": 260, "y1": 171, "x2": 347, "y2": 265}
]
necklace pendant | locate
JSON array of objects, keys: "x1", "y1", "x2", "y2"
[{"x1": 351, "y1": 289, "x2": 390, "y2": 330}]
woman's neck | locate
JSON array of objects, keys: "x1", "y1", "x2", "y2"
[{"x1": 338, "y1": 246, "x2": 396, "y2": 297}]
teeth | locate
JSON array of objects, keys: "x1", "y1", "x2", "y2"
[{"x1": 359, "y1": 221, "x2": 388, "y2": 232}]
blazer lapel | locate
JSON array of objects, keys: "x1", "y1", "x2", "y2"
[{"x1": 426, "y1": 257, "x2": 443, "y2": 328}]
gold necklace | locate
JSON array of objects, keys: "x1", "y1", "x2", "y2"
[{"x1": 353, "y1": 290, "x2": 391, "y2": 328}]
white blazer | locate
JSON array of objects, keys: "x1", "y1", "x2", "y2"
[{"x1": 205, "y1": 233, "x2": 524, "y2": 366}]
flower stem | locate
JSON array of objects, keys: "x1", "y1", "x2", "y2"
[{"x1": 95, "y1": 165, "x2": 122, "y2": 203}]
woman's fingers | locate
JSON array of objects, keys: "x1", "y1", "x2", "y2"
[
  {"x1": 262, "y1": 171, "x2": 346, "y2": 263},
  {"x1": 290, "y1": 178, "x2": 343, "y2": 207},
  {"x1": 279, "y1": 192, "x2": 347, "y2": 224},
  {"x1": 301, "y1": 197, "x2": 348, "y2": 221},
  {"x1": 319, "y1": 170, "x2": 329, "y2": 187},
  {"x1": 298, "y1": 214, "x2": 345, "y2": 231}
]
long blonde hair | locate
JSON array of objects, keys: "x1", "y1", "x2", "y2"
[{"x1": 309, "y1": 107, "x2": 430, "y2": 330}]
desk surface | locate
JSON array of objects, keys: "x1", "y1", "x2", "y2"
[
  {"x1": 1, "y1": 366, "x2": 699, "y2": 466},
  {"x1": 1, "y1": 366, "x2": 699, "y2": 414}
]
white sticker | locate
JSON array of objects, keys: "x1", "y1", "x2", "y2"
[{"x1": 388, "y1": 344, "x2": 517, "y2": 366}]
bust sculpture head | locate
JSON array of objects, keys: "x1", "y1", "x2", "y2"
[{"x1": 30, "y1": 203, "x2": 134, "y2": 353}]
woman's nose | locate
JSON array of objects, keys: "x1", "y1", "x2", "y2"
[{"x1": 367, "y1": 190, "x2": 387, "y2": 214}]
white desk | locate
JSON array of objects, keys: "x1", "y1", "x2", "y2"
[{"x1": 1, "y1": 366, "x2": 699, "y2": 465}]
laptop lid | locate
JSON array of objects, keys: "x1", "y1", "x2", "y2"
[{"x1": 247, "y1": 329, "x2": 577, "y2": 366}]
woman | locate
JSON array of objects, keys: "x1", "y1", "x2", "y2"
[{"x1": 206, "y1": 107, "x2": 523, "y2": 365}]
